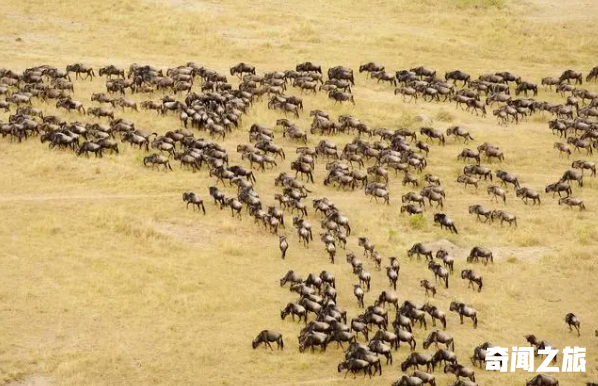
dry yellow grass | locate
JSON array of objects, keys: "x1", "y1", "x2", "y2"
[{"x1": 0, "y1": 0, "x2": 597, "y2": 385}]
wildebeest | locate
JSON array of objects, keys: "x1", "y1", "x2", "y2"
[
  {"x1": 559, "y1": 69, "x2": 583, "y2": 84},
  {"x1": 428, "y1": 262, "x2": 449, "y2": 289},
  {"x1": 252, "y1": 330, "x2": 284, "y2": 350},
  {"x1": 328, "y1": 90, "x2": 355, "y2": 105},
  {"x1": 444, "y1": 364, "x2": 476, "y2": 382},
  {"x1": 401, "y1": 352, "x2": 434, "y2": 373},
  {"x1": 337, "y1": 358, "x2": 372, "y2": 379},
  {"x1": 516, "y1": 187, "x2": 541, "y2": 205},
  {"x1": 445, "y1": 70, "x2": 470, "y2": 85},
  {"x1": 393, "y1": 376, "x2": 424, "y2": 386},
  {"x1": 230, "y1": 62, "x2": 255, "y2": 77},
  {"x1": 423, "y1": 330, "x2": 454, "y2": 351},
  {"x1": 433, "y1": 213, "x2": 458, "y2": 234},
  {"x1": 468, "y1": 205, "x2": 491, "y2": 223},
  {"x1": 420, "y1": 279, "x2": 436, "y2": 297},
  {"x1": 408, "y1": 243, "x2": 433, "y2": 261},
  {"x1": 572, "y1": 160, "x2": 596, "y2": 176},
  {"x1": 280, "y1": 302, "x2": 307, "y2": 323},
  {"x1": 449, "y1": 301, "x2": 478, "y2": 328},
  {"x1": 279, "y1": 236, "x2": 289, "y2": 259},
  {"x1": 467, "y1": 247, "x2": 493, "y2": 264},
  {"x1": 545, "y1": 181, "x2": 572, "y2": 198},
  {"x1": 457, "y1": 148, "x2": 480, "y2": 164},
  {"x1": 558, "y1": 196, "x2": 586, "y2": 210},
  {"x1": 526, "y1": 374, "x2": 559, "y2": 386},
  {"x1": 461, "y1": 270, "x2": 483, "y2": 292},
  {"x1": 553, "y1": 142, "x2": 572, "y2": 157},
  {"x1": 182, "y1": 192, "x2": 206, "y2": 214},
  {"x1": 564, "y1": 312, "x2": 580, "y2": 336},
  {"x1": 490, "y1": 210, "x2": 517, "y2": 227},
  {"x1": 496, "y1": 170, "x2": 520, "y2": 188},
  {"x1": 560, "y1": 169, "x2": 583, "y2": 187},
  {"x1": 143, "y1": 153, "x2": 173, "y2": 171},
  {"x1": 446, "y1": 126, "x2": 474, "y2": 143},
  {"x1": 515, "y1": 81, "x2": 538, "y2": 96}
]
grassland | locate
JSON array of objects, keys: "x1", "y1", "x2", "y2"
[{"x1": 0, "y1": 0, "x2": 597, "y2": 385}]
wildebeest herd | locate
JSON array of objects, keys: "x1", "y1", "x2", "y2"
[{"x1": 1, "y1": 61, "x2": 597, "y2": 386}]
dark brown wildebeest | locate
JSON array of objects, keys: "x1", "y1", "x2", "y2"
[
  {"x1": 495, "y1": 71, "x2": 521, "y2": 84},
  {"x1": 420, "y1": 127, "x2": 445, "y2": 145},
  {"x1": 496, "y1": 169, "x2": 520, "y2": 188},
  {"x1": 182, "y1": 192, "x2": 206, "y2": 214},
  {"x1": 420, "y1": 280, "x2": 436, "y2": 297},
  {"x1": 516, "y1": 187, "x2": 541, "y2": 205},
  {"x1": 461, "y1": 270, "x2": 483, "y2": 292},
  {"x1": 329, "y1": 90, "x2": 355, "y2": 105},
  {"x1": 564, "y1": 312, "x2": 580, "y2": 336},
  {"x1": 297, "y1": 62, "x2": 322, "y2": 73},
  {"x1": 88, "y1": 106, "x2": 115, "y2": 120},
  {"x1": 395, "y1": 87, "x2": 418, "y2": 102},
  {"x1": 408, "y1": 243, "x2": 433, "y2": 261},
  {"x1": 337, "y1": 358, "x2": 372, "y2": 379},
  {"x1": 446, "y1": 126, "x2": 474, "y2": 143},
  {"x1": 401, "y1": 203, "x2": 423, "y2": 215},
  {"x1": 411, "y1": 66, "x2": 436, "y2": 79},
  {"x1": 435, "y1": 249, "x2": 454, "y2": 273},
  {"x1": 541, "y1": 76, "x2": 561, "y2": 90},
  {"x1": 526, "y1": 374, "x2": 559, "y2": 386},
  {"x1": 490, "y1": 210, "x2": 517, "y2": 227},
  {"x1": 421, "y1": 303, "x2": 447, "y2": 330},
  {"x1": 279, "y1": 236, "x2": 289, "y2": 259},
  {"x1": 66, "y1": 63, "x2": 95, "y2": 80},
  {"x1": 392, "y1": 376, "x2": 423, "y2": 386},
  {"x1": 401, "y1": 352, "x2": 434, "y2": 373},
  {"x1": 99, "y1": 65, "x2": 125, "y2": 79},
  {"x1": 252, "y1": 330, "x2": 284, "y2": 350},
  {"x1": 359, "y1": 62, "x2": 385, "y2": 77},
  {"x1": 545, "y1": 181, "x2": 572, "y2": 198},
  {"x1": 230, "y1": 62, "x2": 255, "y2": 77},
  {"x1": 77, "y1": 141, "x2": 103, "y2": 158},
  {"x1": 353, "y1": 284, "x2": 365, "y2": 308},
  {"x1": 56, "y1": 98, "x2": 86, "y2": 114},
  {"x1": 466, "y1": 99, "x2": 487, "y2": 117},
  {"x1": 450, "y1": 301, "x2": 478, "y2": 328},
  {"x1": 554, "y1": 142, "x2": 572, "y2": 157},
  {"x1": 467, "y1": 247, "x2": 493, "y2": 264},
  {"x1": 560, "y1": 169, "x2": 583, "y2": 187},
  {"x1": 428, "y1": 262, "x2": 449, "y2": 289},
  {"x1": 279, "y1": 269, "x2": 302, "y2": 287},
  {"x1": 567, "y1": 137, "x2": 593, "y2": 155},
  {"x1": 423, "y1": 330, "x2": 454, "y2": 351},
  {"x1": 457, "y1": 148, "x2": 480, "y2": 164},
  {"x1": 571, "y1": 160, "x2": 596, "y2": 176},
  {"x1": 444, "y1": 364, "x2": 476, "y2": 382},
  {"x1": 386, "y1": 266, "x2": 398, "y2": 290},
  {"x1": 433, "y1": 213, "x2": 458, "y2": 234},
  {"x1": 463, "y1": 164, "x2": 492, "y2": 180},
  {"x1": 469, "y1": 205, "x2": 491, "y2": 223},
  {"x1": 559, "y1": 196, "x2": 586, "y2": 210},
  {"x1": 445, "y1": 70, "x2": 470, "y2": 85},
  {"x1": 456, "y1": 175, "x2": 478, "y2": 190},
  {"x1": 515, "y1": 81, "x2": 538, "y2": 96},
  {"x1": 143, "y1": 153, "x2": 173, "y2": 171},
  {"x1": 560, "y1": 69, "x2": 583, "y2": 84}
]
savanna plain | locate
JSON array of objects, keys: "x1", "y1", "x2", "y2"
[{"x1": 1, "y1": 0, "x2": 597, "y2": 385}]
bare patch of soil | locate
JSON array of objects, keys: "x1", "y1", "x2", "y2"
[{"x1": 425, "y1": 239, "x2": 554, "y2": 262}]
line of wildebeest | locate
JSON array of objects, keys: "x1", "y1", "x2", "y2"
[{"x1": 1, "y1": 61, "x2": 597, "y2": 386}]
